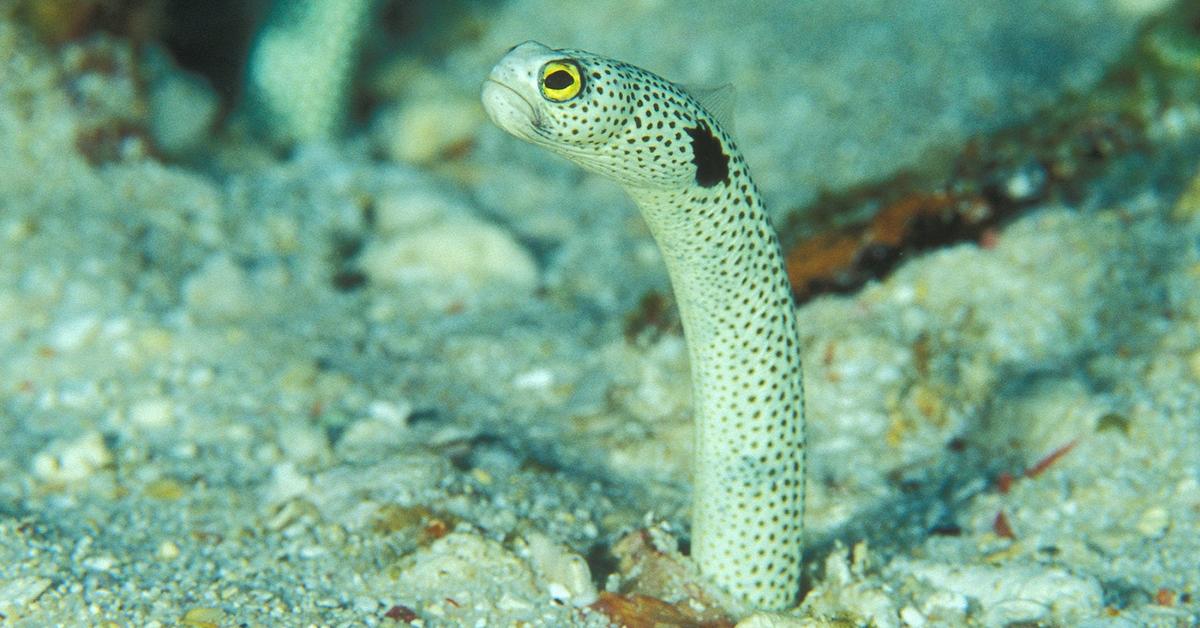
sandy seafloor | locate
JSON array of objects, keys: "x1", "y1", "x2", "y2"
[{"x1": 2, "y1": 0, "x2": 1200, "y2": 626}]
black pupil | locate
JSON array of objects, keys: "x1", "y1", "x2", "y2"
[{"x1": 545, "y1": 69, "x2": 574, "y2": 90}]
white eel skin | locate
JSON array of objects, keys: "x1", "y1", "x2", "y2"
[
  {"x1": 482, "y1": 41, "x2": 805, "y2": 612},
  {"x1": 243, "y1": 0, "x2": 377, "y2": 143}
]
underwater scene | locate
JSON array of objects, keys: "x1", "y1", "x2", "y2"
[{"x1": 1, "y1": 0, "x2": 1199, "y2": 625}]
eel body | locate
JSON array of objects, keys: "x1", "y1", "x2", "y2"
[{"x1": 482, "y1": 41, "x2": 805, "y2": 612}]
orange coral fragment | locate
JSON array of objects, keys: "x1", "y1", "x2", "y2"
[
  {"x1": 784, "y1": 190, "x2": 986, "y2": 302},
  {"x1": 1025, "y1": 440, "x2": 1077, "y2": 478},
  {"x1": 589, "y1": 592, "x2": 734, "y2": 628},
  {"x1": 866, "y1": 192, "x2": 956, "y2": 247},
  {"x1": 785, "y1": 230, "x2": 862, "y2": 295},
  {"x1": 992, "y1": 511, "x2": 1015, "y2": 539},
  {"x1": 996, "y1": 471, "x2": 1014, "y2": 494}
]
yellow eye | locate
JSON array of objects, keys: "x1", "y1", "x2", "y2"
[{"x1": 540, "y1": 60, "x2": 584, "y2": 102}]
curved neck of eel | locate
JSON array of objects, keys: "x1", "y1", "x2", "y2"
[{"x1": 627, "y1": 184, "x2": 806, "y2": 607}]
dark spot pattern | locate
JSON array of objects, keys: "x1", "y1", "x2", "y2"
[{"x1": 685, "y1": 120, "x2": 730, "y2": 187}]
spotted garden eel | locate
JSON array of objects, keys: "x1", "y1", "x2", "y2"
[{"x1": 482, "y1": 42, "x2": 805, "y2": 612}]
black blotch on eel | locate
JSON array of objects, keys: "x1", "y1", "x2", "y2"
[{"x1": 685, "y1": 120, "x2": 730, "y2": 188}]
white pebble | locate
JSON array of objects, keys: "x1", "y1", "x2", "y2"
[
  {"x1": 336, "y1": 417, "x2": 407, "y2": 455},
  {"x1": 148, "y1": 63, "x2": 219, "y2": 155},
  {"x1": 523, "y1": 532, "x2": 597, "y2": 606},
  {"x1": 82, "y1": 555, "x2": 117, "y2": 571},
  {"x1": 1135, "y1": 506, "x2": 1170, "y2": 538},
  {"x1": 31, "y1": 431, "x2": 112, "y2": 483},
  {"x1": 188, "y1": 367, "x2": 215, "y2": 387},
  {"x1": 374, "y1": 188, "x2": 470, "y2": 234},
  {"x1": 545, "y1": 582, "x2": 571, "y2": 602},
  {"x1": 183, "y1": 255, "x2": 254, "y2": 321},
  {"x1": 735, "y1": 614, "x2": 807, "y2": 627},
  {"x1": 351, "y1": 596, "x2": 379, "y2": 613},
  {"x1": 276, "y1": 422, "x2": 330, "y2": 464},
  {"x1": 265, "y1": 462, "x2": 312, "y2": 505},
  {"x1": 496, "y1": 593, "x2": 532, "y2": 611},
  {"x1": 299, "y1": 545, "x2": 328, "y2": 559},
  {"x1": 0, "y1": 577, "x2": 52, "y2": 617},
  {"x1": 512, "y1": 368, "x2": 554, "y2": 391},
  {"x1": 50, "y1": 315, "x2": 100, "y2": 351},
  {"x1": 367, "y1": 399, "x2": 412, "y2": 426},
  {"x1": 378, "y1": 95, "x2": 483, "y2": 165},
  {"x1": 130, "y1": 397, "x2": 174, "y2": 429},
  {"x1": 905, "y1": 561, "x2": 1101, "y2": 625},
  {"x1": 921, "y1": 590, "x2": 968, "y2": 617},
  {"x1": 360, "y1": 217, "x2": 538, "y2": 293},
  {"x1": 157, "y1": 540, "x2": 181, "y2": 560},
  {"x1": 899, "y1": 605, "x2": 927, "y2": 627}
]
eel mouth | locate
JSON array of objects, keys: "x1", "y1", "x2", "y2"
[{"x1": 481, "y1": 78, "x2": 540, "y2": 137}]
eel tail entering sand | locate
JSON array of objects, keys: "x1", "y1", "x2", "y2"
[{"x1": 482, "y1": 41, "x2": 806, "y2": 613}]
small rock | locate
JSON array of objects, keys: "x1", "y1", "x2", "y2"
[
  {"x1": 512, "y1": 368, "x2": 554, "y2": 391},
  {"x1": 336, "y1": 416, "x2": 408, "y2": 456},
  {"x1": 367, "y1": 399, "x2": 412, "y2": 425},
  {"x1": 180, "y1": 606, "x2": 224, "y2": 628},
  {"x1": 130, "y1": 397, "x2": 174, "y2": 429},
  {"x1": 183, "y1": 255, "x2": 254, "y2": 321},
  {"x1": 144, "y1": 478, "x2": 186, "y2": 501},
  {"x1": 1135, "y1": 506, "x2": 1170, "y2": 538},
  {"x1": 377, "y1": 94, "x2": 483, "y2": 165},
  {"x1": 497, "y1": 593, "x2": 532, "y2": 611},
  {"x1": 921, "y1": 590, "x2": 968, "y2": 621},
  {"x1": 300, "y1": 544, "x2": 328, "y2": 559},
  {"x1": 351, "y1": 596, "x2": 379, "y2": 613},
  {"x1": 147, "y1": 54, "x2": 219, "y2": 155},
  {"x1": 360, "y1": 217, "x2": 538, "y2": 293},
  {"x1": 0, "y1": 577, "x2": 52, "y2": 618},
  {"x1": 903, "y1": 561, "x2": 1102, "y2": 625},
  {"x1": 50, "y1": 315, "x2": 100, "y2": 351},
  {"x1": 899, "y1": 605, "x2": 927, "y2": 627},
  {"x1": 735, "y1": 613, "x2": 806, "y2": 627},
  {"x1": 276, "y1": 421, "x2": 330, "y2": 465},
  {"x1": 82, "y1": 554, "x2": 117, "y2": 571},
  {"x1": 157, "y1": 540, "x2": 181, "y2": 560},
  {"x1": 338, "y1": 401, "x2": 412, "y2": 453},
  {"x1": 374, "y1": 188, "x2": 470, "y2": 234},
  {"x1": 392, "y1": 531, "x2": 546, "y2": 623},
  {"x1": 524, "y1": 531, "x2": 598, "y2": 606},
  {"x1": 265, "y1": 462, "x2": 312, "y2": 505},
  {"x1": 31, "y1": 431, "x2": 112, "y2": 483}
]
